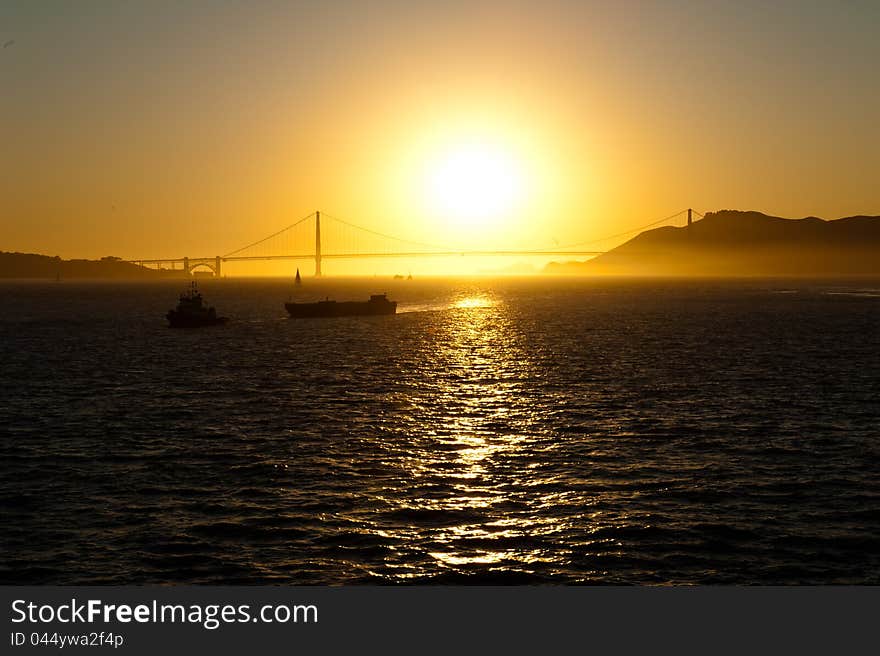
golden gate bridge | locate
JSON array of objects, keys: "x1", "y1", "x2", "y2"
[{"x1": 128, "y1": 209, "x2": 701, "y2": 277}]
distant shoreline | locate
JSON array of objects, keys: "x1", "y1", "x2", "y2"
[{"x1": 0, "y1": 251, "x2": 187, "y2": 280}]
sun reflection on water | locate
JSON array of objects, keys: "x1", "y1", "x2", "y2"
[
  {"x1": 376, "y1": 291, "x2": 565, "y2": 577},
  {"x1": 450, "y1": 294, "x2": 497, "y2": 309}
]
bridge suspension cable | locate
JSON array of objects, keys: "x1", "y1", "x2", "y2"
[
  {"x1": 543, "y1": 209, "x2": 694, "y2": 251},
  {"x1": 222, "y1": 212, "x2": 315, "y2": 258},
  {"x1": 319, "y1": 212, "x2": 456, "y2": 253}
]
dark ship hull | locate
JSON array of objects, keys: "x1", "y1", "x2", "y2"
[
  {"x1": 166, "y1": 310, "x2": 229, "y2": 328},
  {"x1": 285, "y1": 294, "x2": 397, "y2": 318}
]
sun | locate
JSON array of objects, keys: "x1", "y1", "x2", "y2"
[{"x1": 424, "y1": 142, "x2": 526, "y2": 229}]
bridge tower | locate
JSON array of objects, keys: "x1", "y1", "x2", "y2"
[
  {"x1": 687, "y1": 208, "x2": 693, "y2": 228},
  {"x1": 315, "y1": 210, "x2": 322, "y2": 277},
  {"x1": 215, "y1": 256, "x2": 221, "y2": 278},
  {"x1": 183, "y1": 256, "x2": 190, "y2": 275}
]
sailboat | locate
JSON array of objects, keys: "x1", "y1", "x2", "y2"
[{"x1": 295, "y1": 268, "x2": 302, "y2": 286}]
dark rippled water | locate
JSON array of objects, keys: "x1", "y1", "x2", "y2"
[{"x1": 1, "y1": 277, "x2": 879, "y2": 584}]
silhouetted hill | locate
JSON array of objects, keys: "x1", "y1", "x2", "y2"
[
  {"x1": 0, "y1": 252, "x2": 177, "y2": 279},
  {"x1": 546, "y1": 210, "x2": 880, "y2": 276}
]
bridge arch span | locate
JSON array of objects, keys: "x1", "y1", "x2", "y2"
[{"x1": 188, "y1": 261, "x2": 219, "y2": 276}]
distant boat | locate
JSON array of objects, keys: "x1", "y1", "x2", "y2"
[
  {"x1": 285, "y1": 293, "x2": 397, "y2": 319},
  {"x1": 295, "y1": 268, "x2": 302, "y2": 286},
  {"x1": 167, "y1": 282, "x2": 228, "y2": 328}
]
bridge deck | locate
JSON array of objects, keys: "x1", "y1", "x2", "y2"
[{"x1": 130, "y1": 251, "x2": 607, "y2": 265}]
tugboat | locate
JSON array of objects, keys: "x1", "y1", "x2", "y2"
[
  {"x1": 285, "y1": 293, "x2": 397, "y2": 318},
  {"x1": 166, "y1": 282, "x2": 228, "y2": 328}
]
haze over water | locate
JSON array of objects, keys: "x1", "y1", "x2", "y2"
[{"x1": 2, "y1": 277, "x2": 878, "y2": 584}]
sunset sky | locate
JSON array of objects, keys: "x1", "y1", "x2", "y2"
[{"x1": 2, "y1": 1, "x2": 879, "y2": 273}]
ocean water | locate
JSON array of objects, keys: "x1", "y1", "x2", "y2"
[{"x1": 1, "y1": 277, "x2": 878, "y2": 584}]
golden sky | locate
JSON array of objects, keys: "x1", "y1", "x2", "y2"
[{"x1": 2, "y1": 1, "x2": 879, "y2": 275}]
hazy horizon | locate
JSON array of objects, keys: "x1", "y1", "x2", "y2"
[{"x1": 4, "y1": 206, "x2": 880, "y2": 278}]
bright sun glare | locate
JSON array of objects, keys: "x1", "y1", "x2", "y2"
[{"x1": 425, "y1": 143, "x2": 526, "y2": 229}]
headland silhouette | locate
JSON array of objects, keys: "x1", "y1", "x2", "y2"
[{"x1": 547, "y1": 210, "x2": 880, "y2": 276}]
